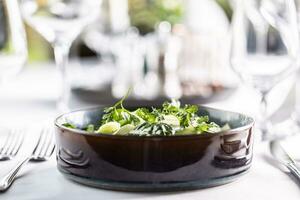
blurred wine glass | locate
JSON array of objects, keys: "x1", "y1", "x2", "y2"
[
  {"x1": 0, "y1": 0, "x2": 27, "y2": 84},
  {"x1": 20, "y1": 0, "x2": 102, "y2": 111},
  {"x1": 230, "y1": 0, "x2": 299, "y2": 140},
  {"x1": 83, "y1": 0, "x2": 142, "y2": 99}
]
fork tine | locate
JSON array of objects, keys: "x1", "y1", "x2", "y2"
[
  {"x1": 40, "y1": 129, "x2": 54, "y2": 157},
  {"x1": 10, "y1": 130, "x2": 25, "y2": 156},
  {"x1": 36, "y1": 129, "x2": 50, "y2": 157},
  {"x1": 47, "y1": 144, "x2": 55, "y2": 158},
  {"x1": 34, "y1": 129, "x2": 53, "y2": 158},
  {"x1": 2, "y1": 131, "x2": 17, "y2": 155},
  {"x1": 32, "y1": 129, "x2": 45, "y2": 156},
  {"x1": 7, "y1": 130, "x2": 19, "y2": 156},
  {"x1": 0, "y1": 132, "x2": 13, "y2": 154},
  {"x1": 45, "y1": 132, "x2": 55, "y2": 158}
]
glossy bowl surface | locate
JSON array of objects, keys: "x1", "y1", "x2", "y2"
[{"x1": 54, "y1": 106, "x2": 254, "y2": 192}]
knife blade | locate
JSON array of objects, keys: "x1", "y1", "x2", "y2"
[{"x1": 270, "y1": 140, "x2": 300, "y2": 182}]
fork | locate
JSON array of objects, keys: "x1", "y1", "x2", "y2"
[
  {"x1": 0, "y1": 130, "x2": 25, "y2": 161},
  {"x1": 0, "y1": 128, "x2": 55, "y2": 192}
]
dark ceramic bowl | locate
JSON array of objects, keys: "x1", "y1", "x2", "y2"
[{"x1": 54, "y1": 106, "x2": 254, "y2": 192}]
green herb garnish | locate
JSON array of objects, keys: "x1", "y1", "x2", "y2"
[
  {"x1": 63, "y1": 123, "x2": 77, "y2": 129},
  {"x1": 130, "y1": 122, "x2": 174, "y2": 136},
  {"x1": 85, "y1": 124, "x2": 95, "y2": 133},
  {"x1": 63, "y1": 94, "x2": 228, "y2": 136},
  {"x1": 101, "y1": 90, "x2": 141, "y2": 126}
]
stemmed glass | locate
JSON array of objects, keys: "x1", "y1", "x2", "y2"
[
  {"x1": 19, "y1": 0, "x2": 102, "y2": 111},
  {"x1": 0, "y1": 0, "x2": 27, "y2": 84},
  {"x1": 230, "y1": 0, "x2": 299, "y2": 140}
]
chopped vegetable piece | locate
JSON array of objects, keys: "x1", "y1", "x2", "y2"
[
  {"x1": 161, "y1": 115, "x2": 180, "y2": 127},
  {"x1": 97, "y1": 122, "x2": 120, "y2": 134},
  {"x1": 221, "y1": 123, "x2": 231, "y2": 131},
  {"x1": 116, "y1": 124, "x2": 135, "y2": 135},
  {"x1": 175, "y1": 125, "x2": 195, "y2": 135}
]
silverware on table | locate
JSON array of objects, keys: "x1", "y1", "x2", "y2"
[
  {"x1": 270, "y1": 140, "x2": 300, "y2": 183},
  {"x1": 0, "y1": 129, "x2": 25, "y2": 161},
  {"x1": 0, "y1": 128, "x2": 55, "y2": 192}
]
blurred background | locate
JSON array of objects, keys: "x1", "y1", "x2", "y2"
[
  {"x1": 26, "y1": 0, "x2": 232, "y2": 62},
  {"x1": 22, "y1": 0, "x2": 236, "y2": 109}
]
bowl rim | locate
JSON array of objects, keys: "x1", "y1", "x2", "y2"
[{"x1": 54, "y1": 106, "x2": 254, "y2": 139}]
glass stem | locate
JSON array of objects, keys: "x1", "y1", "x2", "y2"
[
  {"x1": 259, "y1": 92, "x2": 272, "y2": 140},
  {"x1": 53, "y1": 42, "x2": 71, "y2": 112}
]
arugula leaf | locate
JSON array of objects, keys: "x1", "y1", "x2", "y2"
[
  {"x1": 131, "y1": 122, "x2": 175, "y2": 136},
  {"x1": 103, "y1": 108, "x2": 140, "y2": 126},
  {"x1": 151, "y1": 107, "x2": 164, "y2": 121},
  {"x1": 135, "y1": 108, "x2": 156, "y2": 123},
  {"x1": 184, "y1": 104, "x2": 198, "y2": 114},
  {"x1": 161, "y1": 100, "x2": 198, "y2": 128},
  {"x1": 101, "y1": 89, "x2": 141, "y2": 126},
  {"x1": 85, "y1": 124, "x2": 95, "y2": 133},
  {"x1": 162, "y1": 99, "x2": 181, "y2": 114},
  {"x1": 196, "y1": 116, "x2": 209, "y2": 124},
  {"x1": 62, "y1": 123, "x2": 76, "y2": 129},
  {"x1": 195, "y1": 122, "x2": 221, "y2": 133}
]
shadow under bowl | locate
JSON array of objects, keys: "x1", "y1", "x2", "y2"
[{"x1": 54, "y1": 106, "x2": 254, "y2": 192}]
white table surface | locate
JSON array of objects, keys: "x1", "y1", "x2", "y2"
[{"x1": 0, "y1": 64, "x2": 300, "y2": 200}]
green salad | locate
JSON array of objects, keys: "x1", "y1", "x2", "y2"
[{"x1": 63, "y1": 95, "x2": 229, "y2": 136}]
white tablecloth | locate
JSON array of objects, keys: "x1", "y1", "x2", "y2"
[{"x1": 0, "y1": 64, "x2": 300, "y2": 200}]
